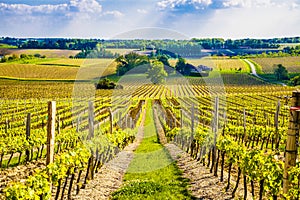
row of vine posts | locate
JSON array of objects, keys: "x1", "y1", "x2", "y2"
[
  {"x1": 44, "y1": 100, "x2": 115, "y2": 198},
  {"x1": 161, "y1": 92, "x2": 300, "y2": 198},
  {"x1": 207, "y1": 92, "x2": 300, "y2": 197}
]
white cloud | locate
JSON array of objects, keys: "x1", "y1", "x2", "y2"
[
  {"x1": 222, "y1": 0, "x2": 277, "y2": 8},
  {"x1": 0, "y1": 3, "x2": 68, "y2": 15},
  {"x1": 157, "y1": 0, "x2": 212, "y2": 10},
  {"x1": 103, "y1": 10, "x2": 124, "y2": 18},
  {"x1": 137, "y1": 9, "x2": 148, "y2": 14},
  {"x1": 0, "y1": 0, "x2": 104, "y2": 17},
  {"x1": 193, "y1": 6, "x2": 300, "y2": 39},
  {"x1": 157, "y1": 0, "x2": 300, "y2": 10},
  {"x1": 69, "y1": 0, "x2": 102, "y2": 13}
]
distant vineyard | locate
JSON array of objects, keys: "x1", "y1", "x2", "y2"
[
  {"x1": 170, "y1": 58, "x2": 249, "y2": 72},
  {"x1": 0, "y1": 59, "x2": 116, "y2": 81},
  {"x1": 251, "y1": 56, "x2": 300, "y2": 73},
  {"x1": 6, "y1": 49, "x2": 80, "y2": 58}
]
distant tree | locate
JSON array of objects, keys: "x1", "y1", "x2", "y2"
[
  {"x1": 7, "y1": 54, "x2": 18, "y2": 61},
  {"x1": 116, "y1": 52, "x2": 149, "y2": 76},
  {"x1": 274, "y1": 64, "x2": 288, "y2": 80},
  {"x1": 175, "y1": 57, "x2": 186, "y2": 74},
  {"x1": 0, "y1": 56, "x2": 7, "y2": 63},
  {"x1": 20, "y1": 54, "x2": 29, "y2": 59},
  {"x1": 147, "y1": 61, "x2": 168, "y2": 84},
  {"x1": 95, "y1": 78, "x2": 116, "y2": 89},
  {"x1": 34, "y1": 53, "x2": 41, "y2": 58},
  {"x1": 157, "y1": 54, "x2": 170, "y2": 66},
  {"x1": 290, "y1": 75, "x2": 300, "y2": 86}
]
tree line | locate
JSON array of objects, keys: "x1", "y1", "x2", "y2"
[{"x1": 2, "y1": 37, "x2": 300, "y2": 51}]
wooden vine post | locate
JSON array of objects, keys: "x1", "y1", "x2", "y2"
[
  {"x1": 180, "y1": 108, "x2": 183, "y2": 129},
  {"x1": 283, "y1": 91, "x2": 300, "y2": 194},
  {"x1": 212, "y1": 96, "x2": 219, "y2": 176},
  {"x1": 25, "y1": 113, "x2": 31, "y2": 162},
  {"x1": 109, "y1": 108, "x2": 113, "y2": 134},
  {"x1": 274, "y1": 100, "x2": 280, "y2": 149},
  {"x1": 46, "y1": 101, "x2": 56, "y2": 192},
  {"x1": 87, "y1": 101, "x2": 95, "y2": 181},
  {"x1": 243, "y1": 108, "x2": 247, "y2": 142},
  {"x1": 190, "y1": 104, "x2": 195, "y2": 153},
  {"x1": 47, "y1": 101, "x2": 56, "y2": 165},
  {"x1": 88, "y1": 101, "x2": 94, "y2": 139},
  {"x1": 57, "y1": 116, "x2": 60, "y2": 135}
]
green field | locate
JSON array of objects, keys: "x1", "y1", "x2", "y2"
[{"x1": 0, "y1": 43, "x2": 17, "y2": 49}]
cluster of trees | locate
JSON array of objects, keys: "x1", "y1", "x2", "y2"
[
  {"x1": 274, "y1": 64, "x2": 289, "y2": 81},
  {"x1": 174, "y1": 57, "x2": 188, "y2": 75},
  {"x1": 146, "y1": 61, "x2": 168, "y2": 84},
  {"x1": 73, "y1": 44, "x2": 120, "y2": 58},
  {"x1": 115, "y1": 52, "x2": 168, "y2": 84},
  {"x1": 115, "y1": 52, "x2": 149, "y2": 76},
  {"x1": 283, "y1": 45, "x2": 300, "y2": 56},
  {"x1": 95, "y1": 78, "x2": 123, "y2": 89},
  {"x1": 0, "y1": 53, "x2": 45, "y2": 63},
  {"x1": 272, "y1": 64, "x2": 300, "y2": 86},
  {"x1": 191, "y1": 38, "x2": 282, "y2": 49},
  {"x1": 19, "y1": 39, "x2": 99, "y2": 50}
]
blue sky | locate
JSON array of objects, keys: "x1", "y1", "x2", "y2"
[{"x1": 0, "y1": 0, "x2": 300, "y2": 39}]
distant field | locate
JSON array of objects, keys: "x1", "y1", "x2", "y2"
[
  {"x1": 251, "y1": 56, "x2": 300, "y2": 73},
  {"x1": 0, "y1": 44, "x2": 17, "y2": 49},
  {"x1": 0, "y1": 58, "x2": 116, "y2": 80},
  {"x1": 7, "y1": 49, "x2": 80, "y2": 58},
  {"x1": 169, "y1": 57, "x2": 249, "y2": 72},
  {"x1": 106, "y1": 48, "x2": 137, "y2": 55},
  {"x1": 36, "y1": 58, "x2": 91, "y2": 67},
  {"x1": 278, "y1": 43, "x2": 300, "y2": 50}
]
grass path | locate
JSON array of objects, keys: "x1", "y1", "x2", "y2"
[{"x1": 111, "y1": 100, "x2": 193, "y2": 200}]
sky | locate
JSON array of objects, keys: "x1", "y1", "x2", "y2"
[{"x1": 0, "y1": 0, "x2": 300, "y2": 39}]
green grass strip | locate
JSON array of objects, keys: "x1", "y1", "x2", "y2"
[{"x1": 112, "y1": 100, "x2": 193, "y2": 200}]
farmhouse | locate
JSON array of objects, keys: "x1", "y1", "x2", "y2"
[{"x1": 186, "y1": 63, "x2": 212, "y2": 77}]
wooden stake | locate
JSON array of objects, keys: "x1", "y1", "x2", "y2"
[
  {"x1": 243, "y1": 108, "x2": 247, "y2": 142},
  {"x1": 5, "y1": 118, "x2": 8, "y2": 133},
  {"x1": 109, "y1": 108, "x2": 113, "y2": 134},
  {"x1": 180, "y1": 109, "x2": 183, "y2": 129},
  {"x1": 47, "y1": 101, "x2": 56, "y2": 165},
  {"x1": 213, "y1": 96, "x2": 219, "y2": 176},
  {"x1": 88, "y1": 101, "x2": 94, "y2": 140},
  {"x1": 26, "y1": 113, "x2": 31, "y2": 162},
  {"x1": 57, "y1": 115, "x2": 60, "y2": 135},
  {"x1": 275, "y1": 100, "x2": 281, "y2": 149},
  {"x1": 283, "y1": 91, "x2": 300, "y2": 194}
]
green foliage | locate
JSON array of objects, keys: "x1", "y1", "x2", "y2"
[
  {"x1": 106, "y1": 129, "x2": 135, "y2": 149},
  {"x1": 1, "y1": 53, "x2": 46, "y2": 63},
  {"x1": 75, "y1": 44, "x2": 119, "y2": 58},
  {"x1": 95, "y1": 78, "x2": 117, "y2": 89},
  {"x1": 175, "y1": 57, "x2": 186, "y2": 74},
  {"x1": 290, "y1": 75, "x2": 300, "y2": 86},
  {"x1": 116, "y1": 52, "x2": 149, "y2": 76},
  {"x1": 5, "y1": 171, "x2": 51, "y2": 200},
  {"x1": 157, "y1": 55, "x2": 170, "y2": 66},
  {"x1": 286, "y1": 162, "x2": 300, "y2": 199},
  {"x1": 147, "y1": 61, "x2": 168, "y2": 84},
  {"x1": 274, "y1": 64, "x2": 289, "y2": 80}
]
